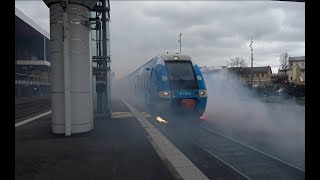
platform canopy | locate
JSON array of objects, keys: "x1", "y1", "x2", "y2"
[{"x1": 15, "y1": 7, "x2": 50, "y2": 63}]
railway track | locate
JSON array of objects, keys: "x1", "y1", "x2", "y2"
[
  {"x1": 112, "y1": 99, "x2": 305, "y2": 179},
  {"x1": 192, "y1": 126, "x2": 305, "y2": 180},
  {"x1": 15, "y1": 98, "x2": 51, "y2": 120},
  {"x1": 15, "y1": 96, "x2": 50, "y2": 105},
  {"x1": 148, "y1": 116, "x2": 304, "y2": 180}
]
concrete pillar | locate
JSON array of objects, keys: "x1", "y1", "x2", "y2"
[{"x1": 44, "y1": 0, "x2": 98, "y2": 135}]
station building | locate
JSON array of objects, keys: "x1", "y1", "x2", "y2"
[{"x1": 15, "y1": 7, "x2": 50, "y2": 97}]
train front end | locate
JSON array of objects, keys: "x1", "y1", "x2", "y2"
[
  {"x1": 153, "y1": 54, "x2": 207, "y2": 119},
  {"x1": 166, "y1": 60, "x2": 207, "y2": 117}
]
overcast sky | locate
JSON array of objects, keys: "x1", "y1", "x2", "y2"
[{"x1": 16, "y1": 1, "x2": 305, "y2": 78}]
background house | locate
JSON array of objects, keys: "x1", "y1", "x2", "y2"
[
  {"x1": 287, "y1": 56, "x2": 305, "y2": 84},
  {"x1": 227, "y1": 66, "x2": 272, "y2": 87},
  {"x1": 278, "y1": 69, "x2": 286, "y2": 75},
  {"x1": 295, "y1": 66, "x2": 305, "y2": 85},
  {"x1": 201, "y1": 66, "x2": 272, "y2": 87}
]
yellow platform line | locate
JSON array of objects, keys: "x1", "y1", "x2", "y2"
[{"x1": 112, "y1": 112, "x2": 152, "y2": 119}]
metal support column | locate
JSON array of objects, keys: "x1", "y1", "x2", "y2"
[
  {"x1": 102, "y1": 0, "x2": 111, "y2": 118},
  {"x1": 91, "y1": 0, "x2": 111, "y2": 118}
]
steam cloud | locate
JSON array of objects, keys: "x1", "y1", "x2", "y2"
[
  {"x1": 202, "y1": 72, "x2": 305, "y2": 169},
  {"x1": 110, "y1": 71, "x2": 305, "y2": 169}
]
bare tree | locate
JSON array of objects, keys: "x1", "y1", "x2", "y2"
[
  {"x1": 279, "y1": 51, "x2": 289, "y2": 75},
  {"x1": 228, "y1": 57, "x2": 248, "y2": 86},
  {"x1": 229, "y1": 56, "x2": 248, "y2": 68}
]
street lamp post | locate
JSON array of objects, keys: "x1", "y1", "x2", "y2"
[
  {"x1": 178, "y1": 33, "x2": 182, "y2": 54},
  {"x1": 249, "y1": 37, "x2": 253, "y2": 87}
]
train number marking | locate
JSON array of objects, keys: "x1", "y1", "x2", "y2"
[{"x1": 178, "y1": 92, "x2": 192, "y2": 96}]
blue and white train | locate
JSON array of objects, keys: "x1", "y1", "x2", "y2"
[{"x1": 126, "y1": 53, "x2": 207, "y2": 117}]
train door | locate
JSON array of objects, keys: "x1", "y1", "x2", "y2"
[{"x1": 149, "y1": 67, "x2": 157, "y2": 103}]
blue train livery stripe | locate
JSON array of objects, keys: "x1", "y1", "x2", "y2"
[
  {"x1": 197, "y1": 99, "x2": 207, "y2": 113},
  {"x1": 193, "y1": 64, "x2": 206, "y2": 90},
  {"x1": 155, "y1": 64, "x2": 170, "y2": 90}
]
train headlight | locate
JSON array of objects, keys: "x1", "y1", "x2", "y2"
[
  {"x1": 199, "y1": 90, "x2": 206, "y2": 97},
  {"x1": 158, "y1": 91, "x2": 171, "y2": 98}
]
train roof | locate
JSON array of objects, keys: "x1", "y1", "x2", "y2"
[
  {"x1": 159, "y1": 53, "x2": 192, "y2": 61},
  {"x1": 124, "y1": 53, "x2": 192, "y2": 78}
]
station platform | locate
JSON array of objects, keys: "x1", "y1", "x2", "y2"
[{"x1": 15, "y1": 98, "x2": 178, "y2": 180}]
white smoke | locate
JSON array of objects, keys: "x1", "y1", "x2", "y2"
[
  {"x1": 111, "y1": 71, "x2": 305, "y2": 168},
  {"x1": 202, "y1": 72, "x2": 305, "y2": 168}
]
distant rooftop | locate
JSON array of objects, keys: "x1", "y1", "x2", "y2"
[
  {"x1": 228, "y1": 66, "x2": 272, "y2": 74},
  {"x1": 289, "y1": 56, "x2": 305, "y2": 62},
  {"x1": 200, "y1": 66, "x2": 227, "y2": 73},
  {"x1": 201, "y1": 66, "x2": 272, "y2": 75}
]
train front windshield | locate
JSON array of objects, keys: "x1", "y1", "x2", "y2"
[{"x1": 165, "y1": 60, "x2": 199, "y2": 90}]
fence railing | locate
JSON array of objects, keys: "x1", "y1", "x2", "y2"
[{"x1": 15, "y1": 73, "x2": 50, "y2": 85}]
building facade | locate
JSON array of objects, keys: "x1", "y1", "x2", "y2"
[
  {"x1": 287, "y1": 56, "x2": 305, "y2": 84},
  {"x1": 15, "y1": 7, "x2": 51, "y2": 97},
  {"x1": 200, "y1": 66, "x2": 273, "y2": 87},
  {"x1": 227, "y1": 66, "x2": 273, "y2": 87}
]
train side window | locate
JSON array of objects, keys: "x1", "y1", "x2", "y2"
[
  {"x1": 137, "y1": 78, "x2": 139, "y2": 88},
  {"x1": 146, "y1": 73, "x2": 149, "y2": 89},
  {"x1": 144, "y1": 73, "x2": 146, "y2": 89},
  {"x1": 138, "y1": 76, "x2": 141, "y2": 88}
]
